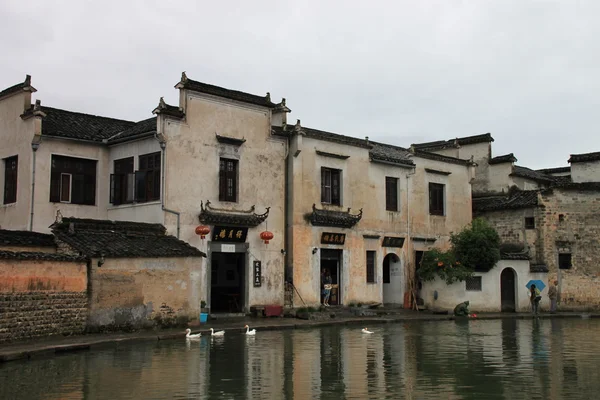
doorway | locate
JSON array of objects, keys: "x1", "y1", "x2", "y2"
[
  {"x1": 500, "y1": 268, "x2": 516, "y2": 312},
  {"x1": 320, "y1": 249, "x2": 342, "y2": 305},
  {"x1": 383, "y1": 253, "x2": 402, "y2": 304},
  {"x1": 210, "y1": 252, "x2": 245, "y2": 313}
]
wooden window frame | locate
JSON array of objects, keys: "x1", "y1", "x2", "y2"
[
  {"x1": 385, "y1": 176, "x2": 398, "y2": 211},
  {"x1": 366, "y1": 250, "x2": 376, "y2": 283},
  {"x1": 465, "y1": 276, "x2": 482, "y2": 291},
  {"x1": 110, "y1": 157, "x2": 135, "y2": 205},
  {"x1": 135, "y1": 152, "x2": 161, "y2": 203},
  {"x1": 321, "y1": 167, "x2": 341, "y2": 205},
  {"x1": 50, "y1": 155, "x2": 97, "y2": 205},
  {"x1": 219, "y1": 158, "x2": 238, "y2": 202},
  {"x1": 3, "y1": 155, "x2": 18, "y2": 204},
  {"x1": 429, "y1": 182, "x2": 445, "y2": 216}
]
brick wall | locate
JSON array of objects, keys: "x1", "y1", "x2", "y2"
[{"x1": 0, "y1": 255, "x2": 88, "y2": 343}]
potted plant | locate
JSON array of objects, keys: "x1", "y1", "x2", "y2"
[{"x1": 200, "y1": 300, "x2": 209, "y2": 323}]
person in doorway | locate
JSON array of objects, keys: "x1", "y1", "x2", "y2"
[
  {"x1": 548, "y1": 280, "x2": 559, "y2": 313},
  {"x1": 322, "y1": 269, "x2": 332, "y2": 306},
  {"x1": 453, "y1": 301, "x2": 470, "y2": 316},
  {"x1": 530, "y1": 284, "x2": 542, "y2": 315}
]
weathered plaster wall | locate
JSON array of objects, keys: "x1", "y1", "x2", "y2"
[
  {"x1": 570, "y1": 161, "x2": 600, "y2": 183},
  {"x1": 538, "y1": 188, "x2": 600, "y2": 309},
  {"x1": 0, "y1": 92, "x2": 35, "y2": 230},
  {"x1": 0, "y1": 258, "x2": 87, "y2": 343},
  {"x1": 88, "y1": 256, "x2": 204, "y2": 330},
  {"x1": 421, "y1": 260, "x2": 549, "y2": 312},
  {"x1": 160, "y1": 92, "x2": 286, "y2": 309},
  {"x1": 488, "y1": 163, "x2": 515, "y2": 193}
]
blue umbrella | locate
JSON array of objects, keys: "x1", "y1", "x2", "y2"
[{"x1": 526, "y1": 279, "x2": 546, "y2": 291}]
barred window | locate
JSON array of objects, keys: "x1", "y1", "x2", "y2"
[{"x1": 465, "y1": 276, "x2": 482, "y2": 291}]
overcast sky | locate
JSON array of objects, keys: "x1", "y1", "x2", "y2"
[{"x1": 2, "y1": 0, "x2": 599, "y2": 169}]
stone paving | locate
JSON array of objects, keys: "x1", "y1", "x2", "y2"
[{"x1": 1, "y1": 308, "x2": 597, "y2": 363}]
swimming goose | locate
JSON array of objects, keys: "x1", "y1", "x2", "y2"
[
  {"x1": 210, "y1": 328, "x2": 225, "y2": 336},
  {"x1": 185, "y1": 328, "x2": 201, "y2": 339},
  {"x1": 362, "y1": 327, "x2": 374, "y2": 334},
  {"x1": 244, "y1": 324, "x2": 257, "y2": 335}
]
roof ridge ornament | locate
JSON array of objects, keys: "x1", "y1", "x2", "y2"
[
  {"x1": 266, "y1": 92, "x2": 271, "y2": 102},
  {"x1": 181, "y1": 71, "x2": 188, "y2": 82}
]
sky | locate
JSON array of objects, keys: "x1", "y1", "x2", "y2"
[{"x1": 2, "y1": 0, "x2": 599, "y2": 170}]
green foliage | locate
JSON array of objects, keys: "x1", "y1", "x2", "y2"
[
  {"x1": 417, "y1": 218, "x2": 500, "y2": 284},
  {"x1": 451, "y1": 218, "x2": 500, "y2": 272}
]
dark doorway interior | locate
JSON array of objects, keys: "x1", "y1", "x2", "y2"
[
  {"x1": 500, "y1": 268, "x2": 516, "y2": 312},
  {"x1": 321, "y1": 249, "x2": 342, "y2": 306},
  {"x1": 211, "y1": 252, "x2": 245, "y2": 313}
]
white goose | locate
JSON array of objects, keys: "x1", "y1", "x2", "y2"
[
  {"x1": 362, "y1": 327, "x2": 374, "y2": 334},
  {"x1": 244, "y1": 324, "x2": 257, "y2": 335},
  {"x1": 210, "y1": 328, "x2": 225, "y2": 336},
  {"x1": 185, "y1": 328, "x2": 201, "y2": 339}
]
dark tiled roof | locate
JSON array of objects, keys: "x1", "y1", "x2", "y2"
[
  {"x1": 0, "y1": 229, "x2": 56, "y2": 248},
  {"x1": 473, "y1": 190, "x2": 539, "y2": 212},
  {"x1": 300, "y1": 126, "x2": 372, "y2": 149},
  {"x1": 536, "y1": 166, "x2": 570, "y2": 175},
  {"x1": 412, "y1": 133, "x2": 494, "y2": 151},
  {"x1": 51, "y1": 217, "x2": 205, "y2": 258},
  {"x1": 500, "y1": 252, "x2": 530, "y2": 260},
  {"x1": 179, "y1": 74, "x2": 277, "y2": 109},
  {"x1": 530, "y1": 264, "x2": 549, "y2": 273},
  {"x1": 0, "y1": 75, "x2": 35, "y2": 100},
  {"x1": 106, "y1": 117, "x2": 156, "y2": 144},
  {"x1": 369, "y1": 143, "x2": 414, "y2": 166},
  {"x1": 0, "y1": 250, "x2": 85, "y2": 262},
  {"x1": 413, "y1": 150, "x2": 473, "y2": 166},
  {"x1": 27, "y1": 106, "x2": 135, "y2": 142},
  {"x1": 198, "y1": 201, "x2": 270, "y2": 227},
  {"x1": 271, "y1": 125, "x2": 292, "y2": 137},
  {"x1": 489, "y1": 153, "x2": 517, "y2": 165},
  {"x1": 510, "y1": 166, "x2": 553, "y2": 183},
  {"x1": 305, "y1": 204, "x2": 363, "y2": 228},
  {"x1": 551, "y1": 182, "x2": 600, "y2": 191},
  {"x1": 568, "y1": 151, "x2": 600, "y2": 163},
  {"x1": 152, "y1": 97, "x2": 185, "y2": 119}
]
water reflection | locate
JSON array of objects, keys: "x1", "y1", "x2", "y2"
[{"x1": 1, "y1": 319, "x2": 600, "y2": 399}]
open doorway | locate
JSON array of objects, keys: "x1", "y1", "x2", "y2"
[
  {"x1": 383, "y1": 253, "x2": 402, "y2": 304},
  {"x1": 500, "y1": 268, "x2": 516, "y2": 312},
  {"x1": 320, "y1": 249, "x2": 342, "y2": 306},
  {"x1": 210, "y1": 252, "x2": 245, "y2": 313}
]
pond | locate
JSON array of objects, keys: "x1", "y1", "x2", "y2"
[{"x1": 1, "y1": 318, "x2": 599, "y2": 399}]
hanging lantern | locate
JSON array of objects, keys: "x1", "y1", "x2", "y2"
[
  {"x1": 260, "y1": 230, "x2": 274, "y2": 244},
  {"x1": 195, "y1": 225, "x2": 211, "y2": 239}
]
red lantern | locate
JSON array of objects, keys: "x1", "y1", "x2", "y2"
[
  {"x1": 195, "y1": 225, "x2": 211, "y2": 239},
  {"x1": 260, "y1": 230, "x2": 274, "y2": 244}
]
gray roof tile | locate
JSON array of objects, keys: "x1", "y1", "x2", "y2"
[
  {"x1": 0, "y1": 229, "x2": 55, "y2": 248},
  {"x1": 473, "y1": 190, "x2": 539, "y2": 212}
]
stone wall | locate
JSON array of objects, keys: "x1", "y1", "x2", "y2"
[
  {"x1": 0, "y1": 255, "x2": 88, "y2": 343},
  {"x1": 539, "y1": 188, "x2": 600, "y2": 309}
]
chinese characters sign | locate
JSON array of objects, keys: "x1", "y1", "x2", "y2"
[
  {"x1": 253, "y1": 260, "x2": 262, "y2": 287},
  {"x1": 382, "y1": 236, "x2": 405, "y2": 248},
  {"x1": 212, "y1": 226, "x2": 248, "y2": 243},
  {"x1": 321, "y1": 232, "x2": 346, "y2": 245}
]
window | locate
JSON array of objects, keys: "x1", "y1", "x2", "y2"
[
  {"x1": 465, "y1": 276, "x2": 482, "y2": 291},
  {"x1": 429, "y1": 183, "x2": 445, "y2": 215},
  {"x1": 110, "y1": 157, "x2": 134, "y2": 205},
  {"x1": 559, "y1": 253, "x2": 572, "y2": 270},
  {"x1": 385, "y1": 177, "x2": 398, "y2": 211},
  {"x1": 321, "y1": 167, "x2": 341, "y2": 205},
  {"x1": 219, "y1": 158, "x2": 238, "y2": 202},
  {"x1": 50, "y1": 155, "x2": 97, "y2": 205},
  {"x1": 3, "y1": 155, "x2": 18, "y2": 204},
  {"x1": 135, "y1": 152, "x2": 161, "y2": 203},
  {"x1": 366, "y1": 251, "x2": 376, "y2": 283},
  {"x1": 525, "y1": 217, "x2": 535, "y2": 229}
]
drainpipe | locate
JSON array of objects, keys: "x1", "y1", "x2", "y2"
[
  {"x1": 29, "y1": 142, "x2": 40, "y2": 231},
  {"x1": 283, "y1": 137, "x2": 290, "y2": 282},
  {"x1": 406, "y1": 167, "x2": 416, "y2": 300},
  {"x1": 159, "y1": 141, "x2": 181, "y2": 238}
]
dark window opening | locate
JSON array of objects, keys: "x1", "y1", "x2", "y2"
[
  {"x1": 366, "y1": 250, "x2": 376, "y2": 283},
  {"x1": 466, "y1": 276, "x2": 482, "y2": 291},
  {"x1": 219, "y1": 158, "x2": 238, "y2": 202},
  {"x1": 385, "y1": 177, "x2": 398, "y2": 211},
  {"x1": 429, "y1": 182, "x2": 445, "y2": 216},
  {"x1": 135, "y1": 152, "x2": 161, "y2": 203},
  {"x1": 110, "y1": 157, "x2": 134, "y2": 205},
  {"x1": 321, "y1": 167, "x2": 341, "y2": 205},
  {"x1": 50, "y1": 155, "x2": 97, "y2": 205},
  {"x1": 559, "y1": 253, "x2": 572, "y2": 270},
  {"x1": 3, "y1": 155, "x2": 18, "y2": 204},
  {"x1": 525, "y1": 217, "x2": 535, "y2": 229},
  {"x1": 559, "y1": 214, "x2": 565, "y2": 222}
]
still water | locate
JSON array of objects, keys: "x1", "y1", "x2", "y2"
[{"x1": 1, "y1": 318, "x2": 599, "y2": 400}]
